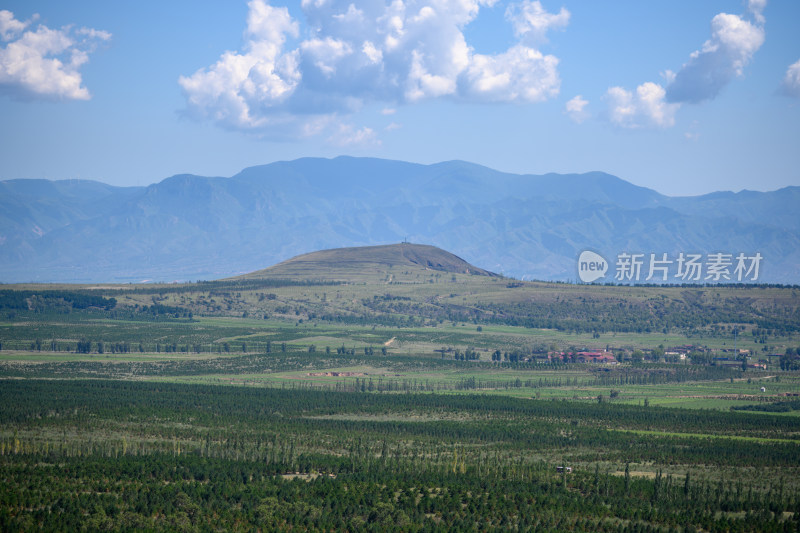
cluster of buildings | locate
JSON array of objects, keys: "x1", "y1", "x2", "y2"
[
  {"x1": 536, "y1": 351, "x2": 618, "y2": 364},
  {"x1": 489, "y1": 344, "x2": 781, "y2": 369}
]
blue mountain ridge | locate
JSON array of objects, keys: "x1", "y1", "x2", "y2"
[{"x1": 1, "y1": 156, "x2": 797, "y2": 283}]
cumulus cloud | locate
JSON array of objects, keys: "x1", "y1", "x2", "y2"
[
  {"x1": 505, "y1": 0, "x2": 569, "y2": 43},
  {"x1": 0, "y1": 10, "x2": 110, "y2": 101},
  {"x1": 606, "y1": 82, "x2": 679, "y2": 129},
  {"x1": 604, "y1": 4, "x2": 765, "y2": 128},
  {"x1": 179, "y1": 0, "x2": 567, "y2": 140},
  {"x1": 564, "y1": 94, "x2": 588, "y2": 123},
  {"x1": 781, "y1": 59, "x2": 800, "y2": 98},
  {"x1": 0, "y1": 10, "x2": 33, "y2": 40},
  {"x1": 465, "y1": 44, "x2": 560, "y2": 102},
  {"x1": 178, "y1": 2, "x2": 300, "y2": 131},
  {"x1": 665, "y1": 12, "x2": 764, "y2": 103}
]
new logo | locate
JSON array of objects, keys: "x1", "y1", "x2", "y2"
[{"x1": 577, "y1": 250, "x2": 608, "y2": 283}]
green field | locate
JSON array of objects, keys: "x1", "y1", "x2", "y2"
[{"x1": 1, "y1": 258, "x2": 800, "y2": 530}]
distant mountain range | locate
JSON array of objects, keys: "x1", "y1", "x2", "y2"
[{"x1": 1, "y1": 156, "x2": 798, "y2": 283}]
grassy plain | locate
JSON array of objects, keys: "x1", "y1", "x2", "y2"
[
  {"x1": 1, "y1": 252, "x2": 800, "y2": 530},
  {"x1": 2, "y1": 271, "x2": 799, "y2": 412}
]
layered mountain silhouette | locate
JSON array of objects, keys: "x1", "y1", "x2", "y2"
[{"x1": 1, "y1": 156, "x2": 798, "y2": 283}]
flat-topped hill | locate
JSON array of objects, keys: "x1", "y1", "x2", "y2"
[{"x1": 235, "y1": 243, "x2": 498, "y2": 281}]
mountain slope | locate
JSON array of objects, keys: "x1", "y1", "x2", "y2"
[
  {"x1": 0, "y1": 156, "x2": 796, "y2": 283},
  {"x1": 237, "y1": 243, "x2": 497, "y2": 282}
]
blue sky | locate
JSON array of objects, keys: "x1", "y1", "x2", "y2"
[{"x1": 0, "y1": 0, "x2": 798, "y2": 195}]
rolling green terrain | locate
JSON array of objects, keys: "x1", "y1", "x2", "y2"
[{"x1": 1, "y1": 244, "x2": 799, "y2": 531}]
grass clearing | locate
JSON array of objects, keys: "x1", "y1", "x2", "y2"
[{"x1": 612, "y1": 428, "x2": 800, "y2": 445}]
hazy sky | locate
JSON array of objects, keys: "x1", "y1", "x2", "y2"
[{"x1": 1, "y1": 0, "x2": 798, "y2": 195}]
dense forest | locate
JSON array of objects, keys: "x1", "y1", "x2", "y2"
[{"x1": 2, "y1": 379, "x2": 800, "y2": 531}]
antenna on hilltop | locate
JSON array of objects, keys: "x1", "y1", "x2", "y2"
[{"x1": 402, "y1": 237, "x2": 408, "y2": 244}]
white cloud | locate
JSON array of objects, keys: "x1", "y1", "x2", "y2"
[
  {"x1": 0, "y1": 10, "x2": 109, "y2": 101},
  {"x1": 606, "y1": 82, "x2": 679, "y2": 129},
  {"x1": 781, "y1": 59, "x2": 800, "y2": 98},
  {"x1": 665, "y1": 12, "x2": 764, "y2": 104},
  {"x1": 247, "y1": 0, "x2": 299, "y2": 43},
  {"x1": 505, "y1": 0, "x2": 569, "y2": 43},
  {"x1": 333, "y1": 3, "x2": 366, "y2": 24},
  {"x1": 465, "y1": 44, "x2": 560, "y2": 102},
  {"x1": 178, "y1": 1, "x2": 300, "y2": 131},
  {"x1": 327, "y1": 123, "x2": 380, "y2": 147},
  {"x1": 406, "y1": 46, "x2": 462, "y2": 102},
  {"x1": 747, "y1": 0, "x2": 766, "y2": 24},
  {"x1": 604, "y1": 5, "x2": 765, "y2": 129},
  {"x1": 564, "y1": 94, "x2": 588, "y2": 123},
  {"x1": 300, "y1": 37, "x2": 353, "y2": 77},
  {"x1": 76, "y1": 28, "x2": 112, "y2": 41},
  {"x1": 0, "y1": 10, "x2": 33, "y2": 41},
  {"x1": 180, "y1": 0, "x2": 567, "y2": 138},
  {"x1": 361, "y1": 41, "x2": 382, "y2": 64}
]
